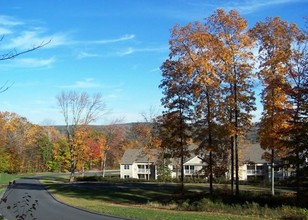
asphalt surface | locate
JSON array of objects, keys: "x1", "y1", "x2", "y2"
[{"x1": 0, "y1": 178, "x2": 130, "y2": 220}]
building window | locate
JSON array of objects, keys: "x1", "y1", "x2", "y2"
[
  {"x1": 256, "y1": 165, "x2": 263, "y2": 170},
  {"x1": 138, "y1": 174, "x2": 146, "y2": 179},
  {"x1": 138, "y1": 164, "x2": 150, "y2": 173},
  {"x1": 124, "y1": 164, "x2": 130, "y2": 169},
  {"x1": 184, "y1": 165, "x2": 194, "y2": 174},
  {"x1": 247, "y1": 165, "x2": 255, "y2": 170},
  {"x1": 124, "y1": 175, "x2": 130, "y2": 179},
  {"x1": 172, "y1": 165, "x2": 177, "y2": 172}
]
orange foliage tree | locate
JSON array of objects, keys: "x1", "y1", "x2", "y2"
[
  {"x1": 250, "y1": 17, "x2": 301, "y2": 195},
  {"x1": 73, "y1": 126, "x2": 109, "y2": 173}
]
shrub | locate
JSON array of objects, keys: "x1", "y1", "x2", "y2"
[{"x1": 157, "y1": 166, "x2": 172, "y2": 182}]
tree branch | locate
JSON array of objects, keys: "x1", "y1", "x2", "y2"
[{"x1": 0, "y1": 39, "x2": 51, "y2": 61}]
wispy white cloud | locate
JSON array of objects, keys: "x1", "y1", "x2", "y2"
[
  {"x1": 76, "y1": 51, "x2": 99, "y2": 59},
  {"x1": 164, "y1": 0, "x2": 308, "y2": 20},
  {"x1": 105, "y1": 88, "x2": 123, "y2": 101},
  {"x1": 117, "y1": 46, "x2": 168, "y2": 56},
  {"x1": 223, "y1": 0, "x2": 288, "y2": 14},
  {"x1": 15, "y1": 57, "x2": 55, "y2": 68},
  {"x1": 2, "y1": 29, "x2": 69, "y2": 50},
  {"x1": 64, "y1": 34, "x2": 135, "y2": 47},
  {"x1": 0, "y1": 27, "x2": 12, "y2": 35},
  {"x1": 0, "y1": 57, "x2": 55, "y2": 69},
  {"x1": 0, "y1": 14, "x2": 136, "y2": 60},
  {"x1": 87, "y1": 34, "x2": 135, "y2": 44},
  {"x1": 0, "y1": 15, "x2": 23, "y2": 26},
  {"x1": 198, "y1": 0, "x2": 308, "y2": 15},
  {"x1": 60, "y1": 78, "x2": 101, "y2": 89},
  {"x1": 117, "y1": 47, "x2": 134, "y2": 56}
]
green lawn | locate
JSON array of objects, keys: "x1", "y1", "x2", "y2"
[
  {"x1": 41, "y1": 178, "x2": 308, "y2": 220},
  {"x1": 53, "y1": 195, "x2": 254, "y2": 220},
  {"x1": 0, "y1": 173, "x2": 19, "y2": 185},
  {"x1": 0, "y1": 173, "x2": 23, "y2": 194}
]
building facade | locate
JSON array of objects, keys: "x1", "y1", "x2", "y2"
[{"x1": 120, "y1": 143, "x2": 290, "y2": 181}]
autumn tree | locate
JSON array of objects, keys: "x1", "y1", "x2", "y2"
[
  {"x1": 0, "y1": 113, "x2": 9, "y2": 172},
  {"x1": 37, "y1": 126, "x2": 65, "y2": 171},
  {"x1": 159, "y1": 59, "x2": 193, "y2": 190},
  {"x1": 75, "y1": 127, "x2": 108, "y2": 172},
  {"x1": 191, "y1": 28, "x2": 221, "y2": 195},
  {"x1": 56, "y1": 91, "x2": 106, "y2": 182},
  {"x1": 23, "y1": 124, "x2": 44, "y2": 172},
  {"x1": 49, "y1": 139, "x2": 70, "y2": 172},
  {"x1": 284, "y1": 20, "x2": 308, "y2": 197},
  {"x1": 96, "y1": 133, "x2": 108, "y2": 173},
  {"x1": 250, "y1": 17, "x2": 299, "y2": 195},
  {"x1": 73, "y1": 125, "x2": 92, "y2": 173},
  {"x1": 0, "y1": 112, "x2": 49, "y2": 173},
  {"x1": 167, "y1": 20, "x2": 224, "y2": 194},
  {"x1": 2, "y1": 112, "x2": 38, "y2": 172},
  {"x1": 204, "y1": 9, "x2": 256, "y2": 196},
  {"x1": 99, "y1": 119, "x2": 126, "y2": 173},
  {"x1": 36, "y1": 133, "x2": 53, "y2": 171}
]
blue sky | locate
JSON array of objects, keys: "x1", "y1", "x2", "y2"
[{"x1": 0, "y1": 0, "x2": 307, "y2": 125}]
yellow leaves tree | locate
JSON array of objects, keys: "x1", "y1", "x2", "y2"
[
  {"x1": 250, "y1": 17, "x2": 300, "y2": 195},
  {"x1": 73, "y1": 126, "x2": 91, "y2": 173},
  {"x1": 50, "y1": 139, "x2": 70, "y2": 172},
  {"x1": 208, "y1": 9, "x2": 256, "y2": 196},
  {"x1": 169, "y1": 18, "x2": 223, "y2": 194},
  {"x1": 0, "y1": 112, "x2": 52, "y2": 173},
  {"x1": 2, "y1": 112, "x2": 36, "y2": 172}
]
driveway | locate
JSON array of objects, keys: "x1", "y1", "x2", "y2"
[{"x1": 0, "y1": 178, "x2": 130, "y2": 220}]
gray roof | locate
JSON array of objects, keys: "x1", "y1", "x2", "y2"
[
  {"x1": 121, "y1": 143, "x2": 269, "y2": 165},
  {"x1": 167, "y1": 144, "x2": 200, "y2": 165},
  {"x1": 241, "y1": 143, "x2": 268, "y2": 164},
  {"x1": 121, "y1": 148, "x2": 159, "y2": 164}
]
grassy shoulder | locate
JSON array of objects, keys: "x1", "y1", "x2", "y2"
[
  {"x1": 53, "y1": 195, "x2": 253, "y2": 220},
  {"x1": 41, "y1": 178, "x2": 308, "y2": 220},
  {"x1": 0, "y1": 173, "x2": 26, "y2": 194},
  {"x1": 0, "y1": 172, "x2": 63, "y2": 194}
]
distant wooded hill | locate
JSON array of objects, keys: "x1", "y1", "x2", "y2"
[{"x1": 51, "y1": 122, "x2": 259, "y2": 144}]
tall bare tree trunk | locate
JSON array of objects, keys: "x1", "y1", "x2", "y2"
[
  {"x1": 231, "y1": 137, "x2": 234, "y2": 195},
  {"x1": 271, "y1": 149, "x2": 275, "y2": 196},
  {"x1": 68, "y1": 129, "x2": 76, "y2": 183},
  {"x1": 102, "y1": 151, "x2": 107, "y2": 178},
  {"x1": 69, "y1": 143, "x2": 75, "y2": 182}
]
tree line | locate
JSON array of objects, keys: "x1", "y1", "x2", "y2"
[
  {"x1": 158, "y1": 9, "x2": 307, "y2": 196},
  {"x1": 0, "y1": 110, "x2": 128, "y2": 175}
]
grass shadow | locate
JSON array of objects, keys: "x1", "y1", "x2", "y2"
[{"x1": 45, "y1": 181, "x2": 178, "y2": 205}]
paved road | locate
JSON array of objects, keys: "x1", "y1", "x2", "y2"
[{"x1": 0, "y1": 178, "x2": 130, "y2": 220}]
